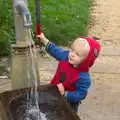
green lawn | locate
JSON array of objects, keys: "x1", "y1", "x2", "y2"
[
  {"x1": 29, "y1": 0, "x2": 92, "y2": 45},
  {"x1": 0, "y1": 0, "x2": 92, "y2": 55}
]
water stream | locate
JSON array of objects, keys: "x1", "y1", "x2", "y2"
[{"x1": 18, "y1": 29, "x2": 47, "y2": 120}]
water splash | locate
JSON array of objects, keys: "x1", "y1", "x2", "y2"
[
  {"x1": 25, "y1": 107, "x2": 47, "y2": 120},
  {"x1": 25, "y1": 29, "x2": 43, "y2": 119},
  {"x1": 16, "y1": 101, "x2": 47, "y2": 120}
]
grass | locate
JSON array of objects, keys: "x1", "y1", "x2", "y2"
[
  {"x1": 0, "y1": 0, "x2": 14, "y2": 56},
  {"x1": 0, "y1": 0, "x2": 92, "y2": 55},
  {"x1": 29, "y1": 0, "x2": 92, "y2": 45}
]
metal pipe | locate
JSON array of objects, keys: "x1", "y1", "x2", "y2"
[
  {"x1": 11, "y1": 0, "x2": 40, "y2": 90},
  {"x1": 12, "y1": 0, "x2": 34, "y2": 46},
  {"x1": 35, "y1": 0, "x2": 41, "y2": 35},
  {"x1": 15, "y1": 0, "x2": 32, "y2": 28}
]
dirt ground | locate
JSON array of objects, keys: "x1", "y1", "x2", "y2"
[
  {"x1": 0, "y1": 0, "x2": 120, "y2": 120},
  {"x1": 79, "y1": 0, "x2": 120, "y2": 119}
]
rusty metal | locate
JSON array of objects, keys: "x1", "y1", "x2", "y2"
[{"x1": 0, "y1": 85, "x2": 80, "y2": 120}]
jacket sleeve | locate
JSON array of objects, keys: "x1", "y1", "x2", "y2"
[
  {"x1": 64, "y1": 72, "x2": 91, "y2": 103},
  {"x1": 46, "y1": 42, "x2": 69, "y2": 61}
]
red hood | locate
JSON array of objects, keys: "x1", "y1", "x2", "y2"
[{"x1": 76, "y1": 36, "x2": 101, "y2": 72}]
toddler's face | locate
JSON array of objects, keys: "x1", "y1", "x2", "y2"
[{"x1": 68, "y1": 38, "x2": 89, "y2": 67}]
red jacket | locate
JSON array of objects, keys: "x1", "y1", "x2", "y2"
[{"x1": 50, "y1": 37, "x2": 100, "y2": 91}]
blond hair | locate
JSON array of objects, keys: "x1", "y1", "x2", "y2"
[{"x1": 74, "y1": 38, "x2": 90, "y2": 57}]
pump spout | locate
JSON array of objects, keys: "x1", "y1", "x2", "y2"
[{"x1": 15, "y1": 0, "x2": 32, "y2": 28}]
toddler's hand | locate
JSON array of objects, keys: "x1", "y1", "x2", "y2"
[
  {"x1": 37, "y1": 33, "x2": 49, "y2": 45},
  {"x1": 57, "y1": 83, "x2": 65, "y2": 96},
  {"x1": 37, "y1": 33, "x2": 46, "y2": 41}
]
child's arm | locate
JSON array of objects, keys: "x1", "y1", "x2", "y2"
[
  {"x1": 64, "y1": 72, "x2": 91, "y2": 103},
  {"x1": 37, "y1": 33, "x2": 69, "y2": 61}
]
